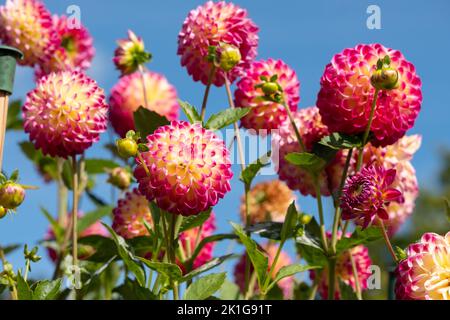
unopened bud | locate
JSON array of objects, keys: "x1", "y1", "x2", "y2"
[
  {"x1": 219, "y1": 44, "x2": 241, "y2": 72},
  {"x1": 371, "y1": 67, "x2": 399, "y2": 90},
  {"x1": 261, "y1": 82, "x2": 279, "y2": 95},
  {"x1": 116, "y1": 138, "x2": 138, "y2": 158},
  {"x1": 0, "y1": 206, "x2": 6, "y2": 219},
  {"x1": 0, "y1": 182, "x2": 25, "y2": 210},
  {"x1": 299, "y1": 214, "x2": 312, "y2": 225},
  {"x1": 108, "y1": 167, "x2": 132, "y2": 190}
]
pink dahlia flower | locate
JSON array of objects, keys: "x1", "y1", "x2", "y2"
[
  {"x1": 310, "y1": 232, "x2": 372, "y2": 299},
  {"x1": 0, "y1": 0, "x2": 58, "y2": 66},
  {"x1": 235, "y1": 59, "x2": 300, "y2": 131},
  {"x1": 35, "y1": 15, "x2": 95, "y2": 79},
  {"x1": 112, "y1": 188, "x2": 153, "y2": 239},
  {"x1": 45, "y1": 212, "x2": 109, "y2": 262},
  {"x1": 272, "y1": 106, "x2": 344, "y2": 197},
  {"x1": 234, "y1": 243, "x2": 294, "y2": 299},
  {"x1": 109, "y1": 71, "x2": 179, "y2": 137},
  {"x1": 179, "y1": 212, "x2": 216, "y2": 270},
  {"x1": 395, "y1": 232, "x2": 450, "y2": 300},
  {"x1": 341, "y1": 164, "x2": 403, "y2": 229},
  {"x1": 316, "y1": 43, "x2": 422, "y2": 147},
  {"x1": 134, "y1": 121, "x2": 233, "y2": 216},
  {"x1": 177, "y1": 1, "x2": 259, "y2": 86},
  {"x1": 113, "y1": 30, "x2": 151, "y2": 76},
  {"x1": 23, "y1": 71, "x2": 108, "y2": 158}
]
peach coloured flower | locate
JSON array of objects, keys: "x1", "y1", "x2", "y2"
[
  {"x1": 113, "y1": 30, "x2": 151, "y2": 76},
  {"x1": 0, "y1": 0, "x2": 58, "y2": 66},
  {"x1": 35, "y1": 15, "x2": 95, "y2": 78},
  {"x1": 23, "y1": 71, "x2": 108, "y2": 158},
  {"x1": 234, "y1": 243, "x2": 294, "y2": 299},
  {"x1": 134, "y1": 121, "x2": 233, "y2": 216},
  {"x1": 316, "y1": 43, "x2": 422, "y2": 147},
  {"x1": 395, "y1": 232, "x2": 450, "y2": 300},
  {"x1": 235, "y1": 59, "x2": 300, "y2": 131},
  {"x1": 112, "y1": 188, "x2": 153, "y2": 239},
  {"x1": 177, "y1": 1, "x2": 258, "y2": 86},
  {"x1": 240, "y1": 180, "x2": 296, "y2": 224},
  {"x1": 109, "y1": 71, "x2": 179, "y2": 137}
]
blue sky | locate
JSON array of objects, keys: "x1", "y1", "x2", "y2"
[{"x1": 1, "y1": 0, "x2": 449, "y2": 280}]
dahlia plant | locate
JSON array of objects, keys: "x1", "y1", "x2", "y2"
[{"x1": 0, "y1": 0, "x2": 448, "y2": 303}]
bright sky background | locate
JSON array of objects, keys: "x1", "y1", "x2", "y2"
[{"x1": 1, "y1": 0, "x2": 449, "y2": 281}]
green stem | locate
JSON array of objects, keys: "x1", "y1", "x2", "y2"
[
  {"x1": 0, "y1": 247, "x2": 18, "y2": 300},
  {"x1": 138, "y1": 65, "x2": 149, "y2": 108},
  {"x1": 327, "y1": 258, "x2": 336, "y2": 300},
  {"x1": 262, "y1": 240, "x2": 285, "y2": 294},
  {"x1": 281, "y1": 100, "x2": 306, "y2": 151},
  {"x1": 379, "y1": 219, "x2": 399, "y2": 263},
  {"x1": 313, "y1": 179, "x2": 328, "y2": 253},
  {"x1": 349, "y1": 252, "x2": 363, "y2": 300},
  {"x1": 23, "y1": 259, "x2": 30, "y2": 282},
  {"x1": 200, "y1": 65, "x2": 216, "y2": 121},
  {"x1": 308, "y1": 282, "x2": 318, "y2": 300},
  {"x1": 56, "y1": 158, "x2": 68, "y2": 226},
  {"x1": 71, "y1": 155, "x2": 79, "y2": 276}
]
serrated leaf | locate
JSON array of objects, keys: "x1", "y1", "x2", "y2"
[
  {"x1": 179, "y1": 209, "x2": 211, "y2": 233},
  {"x1": 184, "y1": 272, "x2": 226, "y2": 300},
  {"x1": 285, "y1": 152, "x2": 326, "y2": 173},
  {"x1": 16, "y1": 273, "x2": 33, "y2": 300},
  {"x1": 266, "y1": 264, "x2": 319, "y2": 293},
  {"x1": 204, "y1": 108, "x2": 250, "y2": 130},
  {"x1": 32, "y1": 279, "x2": 62, "y2": 300},
  {"x1": 137, "y1": 259, "x2": 183, "y2": 282},
  {"x1": 182, "y1": 254, "x2": 235, "y2": 283},
  {"x1": 230, "y1": 222, "x2": 268, "y2": 289},
  {"x1": 134, "y1": 107, "x2": 170, "y2": 140},
  {"x1": 318, "y1": 132, "x2": 363, "y2": 150},
  {"x1": 178, "y1": 100, "x2": 201, "y2": 124},
  {"x1": 77, "y1": 206, "x2": 112, "y2": 234},
  {"x1": 239, "y1": 151, "x2": 271, "y2": 186},
  {"x1": 335, "y1": 226, "x2": 383, "y2": 254},
  {"x1": 84, "y1": 159, "x2": 121, "y2": 175},
  {"x1": 102, "y1": 224, "x2": 146, "y2": 287},
  {"x1": 114, "y1": 278, "x2": 157, "y2": 300}
]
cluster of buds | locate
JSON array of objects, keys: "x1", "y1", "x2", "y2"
[
  {"x1": 115, "y1": 130, "x2": 147, "y2": 159},
  {"x1": 24, "y1": 244, "x2": 41, "y2": 263},
  {"x1": 370, "y1": 55, "x2": 400, "y2": 90},
  {"x1": 0, "y1": 171, "x2": 31, "y2": 219}
]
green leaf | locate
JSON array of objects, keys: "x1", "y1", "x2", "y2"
[
  {"x1": 61, "y1": 159, "x2": 74, "y2": 190},
  {"x1": 230, "y1": 222, "x2": 268, "y2": 289},
  {"x1": 182, "y1": 254, "x2": 235, "y2": 283},
  {"x1": 445, "y1": 198, "x2": 450, "y2": 222},
  {"x1": 318, "y1": 132, "x2": 363, "y2": 150},
  {"x1": 32, "y1": 279, "x2": 62, "y2": 300},
  {"x1": 78, "y1": 255, "x2": 118, "y2": 296},
  {"x1": 40, "y1": 208, "x2": 64, "y2": 244},
  {"x1": 394, "y1": 246, "x2": 408, "y2": 261},
  {"x1": 187, "y1": 234, "x2": 237, "y2": 269},
  {"x1": 204, "y1": 108, "x2": 250, "y2": 130},
  {"x1": 84, "y1": 159, "x2": 121, "y2": 175},
  {"x1": 178, "y1": 100, "x2": 201, "y2": 124},
  {"x1": 77, "y1": 206, "x2": 112, "y2": 234},
  {"x1": 239, "y1": 151, "x2": 271, "y2": 186},
  {"x1": 179, "y1": 209, "x2": 211, "y2": 233},
  {"x1": 16, "y1": 273, "x2": 33, "y2": 300},
  {"x1": 6, "y1": 100, "x2": 23, "y2": 130},
  {"x1": 335, "y1": 226, "x2": 383, "y2": 254},
  {"x1": 339, "y1": 281, "x2": 358, "y2": 300},
  {"x1": 77, "y1": 235, "x2": 117, "y2": 263},
  {"x1": 184, "y1": 272, "x2": 226, "y2": 300},
  {"x1": 19, "y1": 141, "x2": 57, "y2": 180},
  {"x1": 102, "y1": 224, "x2": 146, "y2": 286},
  {"x1": 114, "y1": 278, "x2": 157, "y2": 300},
  {"x1": 138, "y1": 259, "x2": 183, "y2": 282},
  {"x1": 285, "y1": 152, "x2": 326, "y2": 173},
  {"x1": 281, "y1": 201, "x2": 298, "y2": 242},
  {"x1": 127, "y1": 236, "x2": 154, "y2": 257},
  {"x1": 295, "y1": 218, "x2": 327, "y2": 267},
  {"x1": 220, "y1": 280, "x2": 243, "y2": 300},
  {"x1": 2, "y1": 244, "x2": 20, "y2": 255},
  {"x1": 266, "y1": 264, "x2": 320, "y2": 293},
  {"x1": 246, "y1": 222, "x2": 283, "y2": 240},
  {"x1": 134, "y1": 107, "x2": 170, "y2": 140}
]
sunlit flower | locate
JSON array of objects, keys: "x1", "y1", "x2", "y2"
[
  {"x1": 113, "y1": 30, "x2": 151, "y2": 76},
  {"x1": 177, "y1": 1, "x2": 258, "y2": 86},
  {"x1": 23, "y1": 71, "x2": 108, "y2": 158},
  {"x1": 134, "y1": 121, "x2": 233, "y2": 216},
  {"x1": 316, "y1": 43, "x2": 422, "y2": 147},
  {"x1": 240, "y1": 180, "x2": 295, "y2": 224},
  {"x1": 109, "y1": 71, "x2": 179, "y2": 137},
  {"x1": 35, "y1": 15, "x2": 95, "y2": 78},
  {"x1": 234, "y1": 243, "x2": 294, "y2": 299},
  {"x1": 0, "y1": 0, "x2": 58, "y2": 66},
  {"x1": 112, "y1": 188, "x2": 153, "y2": 239},
  {"x1": 395, "y1": 232, "x2": 450, "y2": 300},
  {"x1": 235, "y1": 59, "x2": 300, "y2": 131},
  {"x1": 341, "y1": 164, "x2": 403, "y2": 228}
]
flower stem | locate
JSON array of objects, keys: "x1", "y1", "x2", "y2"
[
  {"x1": 262, "y1": 239, "x2": 285, "y2": 295},
  {"x1": 138, "y1": 65, "x2": 149, "y2": 108},
  {"x1": 200, "y1": 65, "x2": 216, "y2": 121},
  {"x1": 313, "y1": 178, "x2": 329, "y2": 253},
  {"x1": 349, "y1": 251, "x2": 363, "y2": 300},
  {"x1": 379, "y1": 219, "x2": 399, "y2": 263},
  {"x1": 71, "y1": 155, "x2": 79, "y2": 274},
  {"x1": 56, "y1": 158, "x2": 68, "y2": 225},
  {"x1": 281, "y1": 100, "x2": 306, "y2": 151},
  {"x1": 23, "y1": 259, "x2": 30, "y2": 282},
  {"x1": 327, "y1": 257, "x2": 336, "y2": 300}
]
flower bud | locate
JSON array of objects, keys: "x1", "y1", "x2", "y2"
[
  {"x1": 0, "y1": 206, "x2": 7, "y2": 219},
  {"x1": 116, "y1": 138, "x2": 138, "y2": 158},
  {"x1": 108, "y1": 167, "x2": 132, "y2": 190},
  {"x1": 0, "y1": 182, "x2": 25, "y2": 210},
  {"x1": 219, "y1": 44, "x2": 241, "y2": 72},
  {"x1": 261, "y1": 82, "x2": 279, "y2": 96},
  {"x1": 299, "y1": 214, "x2": 312, "y2": 225},
  {"x1": 371, "y1": 67, "x2": 399, "y2": 90}
]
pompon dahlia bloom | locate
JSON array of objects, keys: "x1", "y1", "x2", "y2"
[
  {"x1": 316, "y1": 43, "x2": 422, "y2": 147},
  {"x1": 109, "y1": 71, "x2": 179, "y2": 137},
  {"x1": 134, "y1": 121, "x2": 233, "y2": 216},
  {"x1": 113, "y1": 30, "x2": 151, "y2": 76},
  {"x1": 234, "y1": 243, "x2": 294, "y2": 299},
  {"x1": 341, "y1": 164, "x2": 403, "y2": 228},
  {"x1": 45, "y1": 213, "x2": 109, "y2": 262},
  {"x1": 235, "y1": 59, "x2": 300, "y2": 131},
  {"x1": 395, "y1": 232, "x2": 450, "y2": 300},
  {"x1": 112, "y1": 188, "x2": 153, "y2": 239},
  {"x1": 177, "y1": 1, "x2": 259, "y2": 86},
  {"x1": 310, "y1": 232, "x2": 372, "y2": 299},
  {"x1": 35, "y1": 15, "x2": 95, "y2": 78},
  {"x1": 240, "y1": 180, "x2": 296, "y2": 224},
  {"x1": 23, "y1": 71, "x2": 108, "y2": 158},
  {"x1": 272, "y1": 106, "x2": 343, "y2": 197},
  {"x1": 179, "y1": 212, "x2": 216, "y2": 270},
  {"x1": 0, "y1": 0, "x2": 58, "y2": 66}
]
